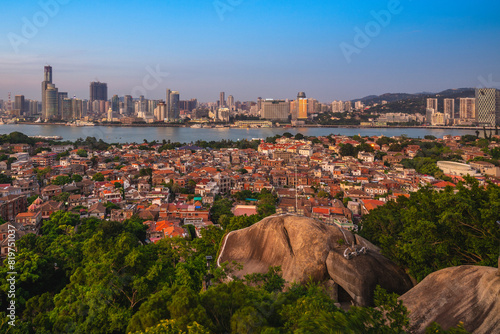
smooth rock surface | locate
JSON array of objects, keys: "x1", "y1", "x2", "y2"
[
  {"x1": 217, "y1": 214, "x2": 413, "y2": 306},
  {"x1": 400, "y1": 265, "x2": 500, "y2": 334}
]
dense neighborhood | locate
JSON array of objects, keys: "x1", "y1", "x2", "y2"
[{"x1": 1, "y1": 131, "x2": 500, "y2": 258}]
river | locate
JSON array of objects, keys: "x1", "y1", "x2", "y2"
[{"x1": 0, "y1": 124, "x2": 479, "y2": 144}]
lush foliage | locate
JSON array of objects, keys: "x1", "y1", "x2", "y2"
[{"x1": 360, "y1": 178, "x2": 500, "y2": 282}]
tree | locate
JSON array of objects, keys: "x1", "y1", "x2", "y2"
[
  {"x1": 210, "y1": 198, "x2": 234, "y2": 224},
  {"x1": 71, "y1": 174, "x2": 83, "y2": 182},
  {"x1": 76, "y1": 149, "x2": 88, "y2": 158},
  {"x1": 360, "y1": 179, "x2": 500, "y2": 282},
  {"x1": 52, "y1": 175, "x2": 72, "y2": 185},
  {"x1": 92, "y1": 172, "x2": 105, "y2": 182},
  {"x1": 339, "y1": 143, "x2": 355, "y2": 157},
  {"x1": 0, "y1": 173, "x2": 13, "y2": 184}
]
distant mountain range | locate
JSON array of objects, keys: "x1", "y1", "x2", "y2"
[{"x1": 353, "y1": 88, "x2": 475, "y2": 105}]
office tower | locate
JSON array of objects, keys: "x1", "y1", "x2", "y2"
[
  {"x1": 476, "y1": 88, "x2": 500, "y2": 127},
  {"x1": 154, "y1": 102, "x2": 167, "y2": 121},
  {"x1": 124, "y1": 95, "x2": 133, "y2": 115},
  {"x1": 41, "y1": 65, "x2": 52, "y2": 119},
  {"x1": 112, "y1": 95, "x2": 119, "y2": 112},
  {"x1": 227, "y1": 95, "x2": 234, "y2": 111},
  {"x1": 58, "y1": 92, "x2": 68, "y2": 119},
  {"x1": 168, "y1": 91, "x2": 180, "y2": 121},
  {"x1": 89, "y1": 82, "x2": 108, "y2": 103},
  {"x1": 14, "y1": 95, "x2": 25, "y2": 114},
  {"x1": 219, "y1": 92, "x2": 225, "y2": 108},
  {"x1": 261, "y1": 99, "x2": 290, "y2": 121},
  {"x1": 426, "y1": 98, "x2": 438, "y2": 112},
  {"x1": 45, "y1": 83, "x2": 58, "y2": 120},
  {"x1": 443, "y1": 99, "x2": 455, "y2": 120},
  {"x1": 459, "y1": 98, "x2": 476, "y2": 119}
]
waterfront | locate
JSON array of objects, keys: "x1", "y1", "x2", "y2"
[{"x1": 0, "y1": 124, "x2": 480, "y2": 143}]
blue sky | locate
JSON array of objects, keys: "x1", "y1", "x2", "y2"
[{"x1": 1, "y1": 0, "x2": 499, "y2": 103}]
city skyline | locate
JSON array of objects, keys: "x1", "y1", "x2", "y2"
[{"x1": 1, "y1": 0, "x2": 499, "y2": 102}]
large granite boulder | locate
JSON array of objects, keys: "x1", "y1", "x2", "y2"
[
  {"x1": 400, "y1": 265, "x2": 500, "y2": 334},
  {"x1": 217, "y1": 214, "x2": 413, "y2": 306}
]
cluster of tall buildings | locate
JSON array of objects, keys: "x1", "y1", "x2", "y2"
[
  {"x1": 257, "y1": 92, "x2": 328, "y2": 123},
  {"x1": 426, "y1": 88, "x2": 500, "y2": 126},
  {"x1": 40, "y1": 66, "x2": 86, "y2": 121}
]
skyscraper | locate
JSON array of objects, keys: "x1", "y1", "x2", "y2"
[
  {"x1": 166, "y1": 89, "x2": 171, "y2": 118},
  {"x1": 227, "y1": 95, "x2": 234, "y2": 111},
  {"x1": 219, "y1": 92, "x2": 225, "y2": 108},
  {"x1": 124, "y1": 95, "x2": 134, "y2": 115},
  {"x1": 90, "y1": 82, "x2": 108, "y2": 103},
  {"x1": 41, "y1": 65, "x2": 52, "y2": 119},
  {"x1": 14, "y1": 95, "x2": 25, "y2": 115},
  {"x1": 168, "y1": 91, "x2": 180, "y2": 121},
  {"x1": 58, "y1": 92, "x2": 68, "y2": 119},
  {"x1": 476, "y1": 88, "x2": 500, "y2": 127},
  {"x1": 45, "y1": 83, "x2": 58, "y2": 120},
  {"x1": 294, "y1": 92, "x2": 307, "y2": 120},
  {"x1": 112, "y1": 95, "x2": 119, "y2": 112},
  {"x1": 443, "y1": 99, "x2": 455, "y2": 121}
]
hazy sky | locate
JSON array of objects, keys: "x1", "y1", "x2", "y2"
[{"x1": 1, "y1": 0, "x2": 499, "y2": 103}]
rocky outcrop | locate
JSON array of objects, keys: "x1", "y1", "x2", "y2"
[
  {"x1": 400, "y1": 265, "x2": 500, "y2": 334},
  {"x1": 217, "y1": 214, "x2": 413, "y2": 306}
]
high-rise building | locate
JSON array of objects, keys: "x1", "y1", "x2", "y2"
[
  {"x1": 293, "y1": 92, "x2": 307, "y2": 120},
  {"x1": 14, "y1": 95, "x2": 25, "y2": 115},
  {"x1": 168, "y1": 91, "x2": 180, "y2": 121},
  {"x1": 112, "y1": 95, "x2": 119, "y2": 112},
  {"x1": 41, "y1": 65, "x2": 53, "y2": 119},
  {"x1": 58, "y1": 92, "x2": 68, "y2": 119},
  {"x1": 219, "y1": 92, "x2": 226, "y2": 108},
  {"x1": 124, "y1": 95, "x2": 134, "y2": 115},
  {"x1": 344, "y1": 101, "x2": 352, "y2": 112},
  {"x1": 459, "y1": 98, "x2": 476, "y2": 119},
  {"x1": 227, "y1": 95, "x2": 234, "y2": 111},
  {"x1": 154, "y1": 102, "x2": 167, "y2": 121},
  {"x1": 29, "y1": 100, "x2": 39, "y2": 116},
  {"x1": 426, "y1": 98, "x2": 438, "y2": 112},
  {"x1": 261, "y1": 99, "x2": 290, "y2": 121},
  {"x1": 443, "y1": 99, "x2": 455, "y2": 120},
  {"x1": 331, "y1": 101, "x2": 344, "y2": 112},
  {"x1": 62, "y1": 98, "x2": 83, "y2": 120},
  {"x1": 45, "y1": 83, "x2": 58, "y2": 120},
  {"x1": 476, "y1": 88, "x2": 500, "y2": 127},
  {"x1": 166, "y1": 89, "x2": 171, "y2": 117},
  {"x1": 89, "y1": 82, "x2": 108, "y2": 103}
]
